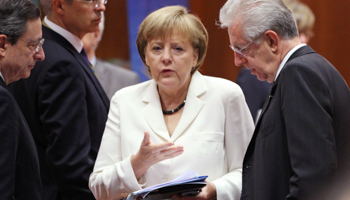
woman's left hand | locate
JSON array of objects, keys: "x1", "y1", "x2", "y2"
[{"x1": 172, "y1": 181, "x2": 217, "y2": 200}]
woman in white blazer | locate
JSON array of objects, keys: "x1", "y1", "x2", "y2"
[{"x1": 89, "y1": 5, "x2": 254, "y2": 200}]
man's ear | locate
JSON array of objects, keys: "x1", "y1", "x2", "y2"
[
  {"x1": 264, "y1": 30, "x2": 279, "y2": 52},
  {"x1": 0, "y1": 35, "x2": 7, "y2": 58},
  {"x1": 52, "y1": 0, "x2": 65, "y2": 15}
]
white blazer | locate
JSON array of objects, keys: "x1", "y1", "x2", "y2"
[{"x1": 89, "y1": 71, "x2": 254, "y2": 200}]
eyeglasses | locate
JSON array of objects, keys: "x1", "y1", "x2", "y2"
[
  {"x1": 17, "y1": 37, "x2": 44, "y2": 53},
  {"x1": 34, "y1": 38, "x2": 45, "y2": 53},
  {"x1": 229, "y1": 41, "x2": 253, "y2": 58},
  {"x1": 74, "y1": 0, "x2": 108, "y2": 8}
]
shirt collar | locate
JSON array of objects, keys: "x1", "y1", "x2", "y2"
[
  {"x1": 0, "y1": 71, "x2": 4, "y2": 82},
  {"x1": 44, "y1": 16, "x2": 84, "y2": 53},
  {"x1": 90, "y1": 55, "x2": 97, "y2": 66},
  {"x1": 274, "y1": 43, "x2": 306, "y2": 81}
]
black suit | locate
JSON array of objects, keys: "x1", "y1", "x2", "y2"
[
  {"x1": 9, "y1": 26, "x2": 109, "y2": 200},
  {"x1": 0, "y1": 78, "x2": 41, "y2": 199},
  {"x1": 241, "y1": 46, "x2": 350, "y2": 200}
]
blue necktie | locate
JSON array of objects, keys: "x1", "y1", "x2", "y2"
[{"x1": 80, "y1": 48, "x2": 98, "y2": 78}]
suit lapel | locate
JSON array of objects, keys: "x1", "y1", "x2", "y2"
[
  {"x1": 171, "y1": 72, "x2": 205, "y2": 141},
  {"x1": 244, "y1": 78, "x2": 278, "y2": 164},
  {"x1": 42, "y1": 26, "x2": 110, "y2": 108},
  {"x1": 0, "y1": 78, "x2": 7, "y2": 89},
  {"x1": 254, "y1": 79, "x2": 278, "y2": 127},
  {"x1": 171, "y1": 92, "x2": 204, "y2": 141},
  {"x1": 142, "y1": 80, "x2": 171, "y2": 141},
  {"x1": 141, "y1": 72, "x2": 206, "y2": 142},
  {"x1": 287, "y1": 45, "x2": 316, "y2": 63}
]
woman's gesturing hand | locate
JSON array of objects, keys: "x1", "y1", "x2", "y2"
[{"x1": 131, "y1": 131, "x2": 184, "y2": 179}]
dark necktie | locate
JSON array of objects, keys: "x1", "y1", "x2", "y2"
[{"x1": 80, "y1": 48, "x2": 98, "y2": 78}]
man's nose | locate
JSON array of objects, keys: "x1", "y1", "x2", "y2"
[
  {"x1": 234, "y1": 51, "x2": 247, "y2": 67},
  {"x1": 34, "y1": 47, "x2": 45, "y2": 61},
  {"x1": 95, "y1": 0, "x2": 106, "y2": 12}
]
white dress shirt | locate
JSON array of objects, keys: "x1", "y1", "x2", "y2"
[
  {"x1": 274, "y1": 43, "x2": 306, "y2": 81},
  {"x1": 44, "y1": 16, "x2": 84, "y2": 53},
  {"x1": 0, "y1": 72, "x2": 4, "y2": 83}
]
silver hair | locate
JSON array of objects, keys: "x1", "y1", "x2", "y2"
[
  {"x1": 219, "y1": 0, "x2": 298, "y2": 44},
  {"x1": 0, "y1": 0, "x2": 41, "y2": 45},
  {"x1": 40, "y1": 0, "x2": 73, "y2": 16}
]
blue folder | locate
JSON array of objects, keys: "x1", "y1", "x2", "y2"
[{"x1": 126, "y1": 170, "x2": 208, "y2": 200}]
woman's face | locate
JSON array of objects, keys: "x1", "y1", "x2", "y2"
[{"x1": 145, "y1": 29, "x2": 198, "y2": 90}]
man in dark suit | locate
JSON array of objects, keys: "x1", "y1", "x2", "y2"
[
  {"x1": 0, "y1": 0, "x2": 45, "y2": 199},
  {"x1": 219, "y1": 0, "x2": 350, "y2": 199},
  {"x1": 9, "y1": 0, "x2": 109, "y2": 199},
  {"x1": 82, "y1": 12, "x2": 139, "y2": 99},
  {"x1": 235, "y1": 0, "x2": 315, "y2": 125}
]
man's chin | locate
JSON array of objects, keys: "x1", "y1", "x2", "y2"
[
  {"x1": 254, "y1": 73, "x2": 267, "y2": 82},
  {"x1": 256, "y1": 77, "x2": 266, "y2": 81}
]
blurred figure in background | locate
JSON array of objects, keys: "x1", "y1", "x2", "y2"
[
  {"x1": 236, "y1": 0, "x2": 315, "y2": 123},
  {"x1": 0, "y1": 0, "x2": 44, "y2": 199},
  {"x1": 82, "y1": 12, "x2": 139, "y2": 100},
  {"x1": 283, "y1": 0, "x2": 315, "y2": 44}
]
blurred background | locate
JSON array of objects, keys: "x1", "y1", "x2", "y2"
[{"x1": 36, "y1": 0, "x2": 350, "y2": 86}]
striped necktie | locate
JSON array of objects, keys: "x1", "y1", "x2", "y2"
[{"x1": 80, "y1": 48, "x2": 98, "y2": 78}]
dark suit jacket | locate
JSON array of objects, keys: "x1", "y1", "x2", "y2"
[
  {"x1": 9, "y1": 25, "x2": 110, "y2": 200},
  {"x1": 241, "y1": 46, "x2": 350, "y2": 200},
  {"x1": 236, "y1": 67, "x2": 271, "y2": 123},
  {"x1": 0, "y1": 78, "x2": 41, "y2": 199}
]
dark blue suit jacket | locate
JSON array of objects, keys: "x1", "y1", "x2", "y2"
[
  {"x1": 241, "y1": 46, "x2": 350, "y2": 200},
  {"x1": 0, "y1": 78, "x2": 41, "y2": 199},
  {"x1": 9, "y1": 25, "x2": 109, "y2": 200}
]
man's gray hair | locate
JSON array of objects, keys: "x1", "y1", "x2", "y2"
[
  {"x1": 219, "y1": 0, "x2": 299, "y2": 44},
  {"x1": 40, "y1": 0, "x2": 73, "y2": 16},
  {"x1": 0, "y1": 0, "x2": 41, "y2": 45}
]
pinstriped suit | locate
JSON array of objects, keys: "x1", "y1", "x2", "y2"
[
  {"x1": 0, "y1": 78, "x2": 41, "y2": 199},
  {"x1": 241, "y1": 46, "x2": 350, "y2": 200}
]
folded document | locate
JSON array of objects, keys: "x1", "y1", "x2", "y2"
[{"x1": 126, "y1": 170, "x2": 208, "y2": 200}]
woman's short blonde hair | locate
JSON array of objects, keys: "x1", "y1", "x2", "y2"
[
  {"x1": 283, "y1": 0, "x2": 315, "y2": 36},
  {"x1": 136, "y1": 5, "x2": 208, "y2": 75}
]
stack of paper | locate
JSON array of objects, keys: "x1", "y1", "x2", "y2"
[{"x1": 126, "y1": 170, "x2": 208, "y2": 200}]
